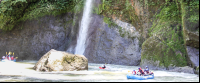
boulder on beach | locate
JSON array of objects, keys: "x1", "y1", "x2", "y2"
[{"x1": 33, "y1": 49, "x2": 88, "y2": 72}]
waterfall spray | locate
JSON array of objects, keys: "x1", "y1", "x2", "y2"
[{"x1": 75, "y1": 0, "x2": 93, "y2": 55}]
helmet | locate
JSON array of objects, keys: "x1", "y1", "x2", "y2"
[
  {"x1": 138, "y1": 68, "x2": 140, "y2": 69},
  {"x1": 8, "y1": 52, "x2": 12, "y2": 55},
  {"x1": 146, "y1": 66, "x2": 148, "y2": 68},
  {"x1": 133, "y1": 70, "x2": 135, "y2": 71}
]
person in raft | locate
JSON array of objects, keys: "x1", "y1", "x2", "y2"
[
  {"x1": 132, "y1": 70, "x2": 136, "y2": 75},
  {"x1": 11, "y1": 55, "x2": 14, "y2": 60},
  {"x1": 102, "y1": 65, "x2": 106, "y2": 68},
  {"x1": 6, "y1": 54, "x2": 9, "y2": 60},
  {"x1": 8, "y1": 52, "x2": 12, "y2": 60},
  {"x1": 138, "y1": 67, "x2": 145, "y2": 76},
  {"x1": 2, "y1": 56, "x2": 5, "y2": 60},
  {"x1": 144, "y1": 66, "x2": 150, "y2": 75}
]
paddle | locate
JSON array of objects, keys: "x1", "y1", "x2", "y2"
[{"x1": 128, "y1": 70, "x2": 133, "y2": 74}]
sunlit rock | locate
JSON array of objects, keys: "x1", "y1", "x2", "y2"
[{"x1": 33, "y1": 49, "x2": 88, "y2": 72}]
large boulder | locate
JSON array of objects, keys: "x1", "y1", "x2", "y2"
[{"x1": 33, "y1": 49, "x2": 88, "y2": 72}]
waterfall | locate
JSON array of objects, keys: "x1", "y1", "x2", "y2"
[{"x1": 75, "y1": 0, "x2": 93, "y2": 55}]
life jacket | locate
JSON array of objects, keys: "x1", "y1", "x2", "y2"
[
  {"x1": 150, "y1": 72, "x2": 154, "y2": 75},
  {"x1": 132, "y1": 71, "x2": 136, "y2": 75},
  {"x1": 11, "y1": 57, "x2": 14, "y2": 60},
  {"x1": 139, "y1": 68, "x2": 144, "y2": 74},
  {"x1": 145, "y1": 68, "x2": 149, "y2": 73},
  {"x1": 6, "y1": 56, "x2": 9, "y2": 60},
  {"x1": 146, "y1": 70, "x2": 149, "y2": 73}
]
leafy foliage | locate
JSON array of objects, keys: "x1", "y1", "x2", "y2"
[
  {"x1": 99, "y1": 0, "x2": 199, "y2": 67},
  {"x1": 0, "y1": 0, "x2": 84, "y2": 31},
  {"x1": 181, "y1": 0, "x2": 199, "y2": 32},
  {"x1": 186, "y1": 0, "x2": 199, "y2": 23}
]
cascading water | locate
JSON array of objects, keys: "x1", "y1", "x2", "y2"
[{"x1": 75, "y1": 0, "x2": 93, "y2": 55}]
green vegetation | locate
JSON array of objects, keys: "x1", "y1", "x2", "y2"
[
  {"x1": 0, "y1": 0, "x2": 84, "y2": 31},
  {"x1": 98, "y1": 0, "x2": 199, "y2": 68},
  {"x1": 181, "y1": 0, "x2": 199, "y2": 33},
  {"x1": 144, "y1": 0, "x2": 199, "y2": 67},
  {"x1": 98, "y1": 0, "x2": 133, "y2": 24},
  {"x1": 97, "y1": 0, "x2": 142, "y2": 39},
  {"x1": 197, "y1": 66, "x2": 199, "y2": 71}
]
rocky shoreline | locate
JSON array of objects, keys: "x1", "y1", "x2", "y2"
[{"x1": 168, "y1": 66, "x2": 199, "y2": 76}]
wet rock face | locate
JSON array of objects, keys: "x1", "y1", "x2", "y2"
[
  {"x1": 183, "y1": 29, "x2": 199, "y2": 49},
  {"x1": 140, "y1": 36, "x2": 166, "y2": 70},
  {"x1": 186, "y1": 46, "x2": 199, "y2": 67},
  {"x1": 0, "y1": 13, "x2": 80, "y2": 60},
  {"x1": 34, "y1": 49, "x2": 88, "y2": 72},
  {"x1": 84, "y1": 14, "x2": 141, "y2": 66},
  {"x1": 140, "y1": 36, "x2": 188, "y2": 70}
]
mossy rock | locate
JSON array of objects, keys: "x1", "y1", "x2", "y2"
[{"x1": 140, "y1": 36, "x2": 187, "y2": 70}]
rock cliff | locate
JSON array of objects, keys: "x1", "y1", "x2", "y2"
[
  {"x1": 0, "y1": 13, "x2": 81, "y2": 60},
  {"x1": 0, "y1": 0, "x2": 199, "y2": 72}
]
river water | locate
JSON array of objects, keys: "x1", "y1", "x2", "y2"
[{"x1": 0, "y1": 60, "x2": 199, "y2": 82}]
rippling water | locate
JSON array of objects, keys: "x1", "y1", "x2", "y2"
[{"x1": 0, "y1": 61, "x2": 199, "y2": 82}]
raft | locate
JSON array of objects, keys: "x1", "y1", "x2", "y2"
[
  {"x1": 99, "y1": 67, "x2": 105, "y2": 69},
  {"x1": 1, "y1": 59, "x2": 16, "y2": 62},
  {"x1": 127, "y1": 74, "x2": 154, "y2": 80}
]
